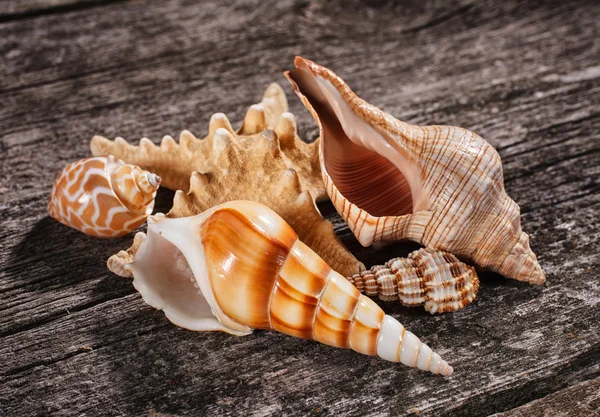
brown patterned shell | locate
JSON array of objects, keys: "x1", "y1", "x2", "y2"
[
  {"x1": 47, "y1": 156, "x2": 160, "y2": 237},
  {"x1": 285, "y1": 57, "x2": 545, "y2": 285},
  {"x1": 348, "y1": 248, "x2": 479, "y2": 313},
  {"x1": 129, "y1": 201, "x2": 453, "y2": 375}
]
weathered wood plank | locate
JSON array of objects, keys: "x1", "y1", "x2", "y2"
[
  {"x1": 1, "y1": 0, "x2": 599, "y2": 415},
  {"x1": 492, "y1": 376, "x2": 600, "y2": 417},
  {"x1": 0, "y1": 0, "x2": 123, "y2": 22}
]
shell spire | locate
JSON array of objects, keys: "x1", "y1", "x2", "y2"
[
  {"x1": 348, "y1": 248, "x2": 479, "y2": 314},
  {"x1": 126, "y1": 201, "x2": 453, "y2": 375},
  {"x1": 48, "y1": 156, "x2": 160, "y2": 237},
  {"x1": 285, "y1": 57, "x2": 545, "y2": 285}
]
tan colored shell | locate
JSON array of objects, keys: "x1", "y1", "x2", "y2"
[
  {"x1": 285, "y1": 57, "x2": 545, "y2": 285},
  {"x1": 347, "y1": 248, "x2": 479, "y2": 314},
  {"x1": 90, "y1": 83, "x2": 326, "y2": 201},
  {"x1": 128, "y1": 201, "x2": 453, "y2": 375},
  {"x1": 99, "y1": 84, "x2": 363, "y2": 277}
]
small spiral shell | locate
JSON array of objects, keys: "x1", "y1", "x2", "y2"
[
  {"x1": 348, "y1": 248, "x2": 479, "y2": 313},
  {"x1": 48, "y1": 156, "x2": 161, "y2": 237}
]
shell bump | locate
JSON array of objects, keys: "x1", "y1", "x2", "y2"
[
  {"x1": 127, "y1": 201, "x2": 453, "y2": 376},
  {"x1": 348, "y1": 248, "x2": 479, "y2": 314}
]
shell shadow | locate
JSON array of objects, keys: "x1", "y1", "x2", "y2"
[
  {"x1": 2, "y1": 188, "x2": 175, "y2": 335},
  {"x1": 5, "y1": 216, "x2": 128, "y2": 293}
]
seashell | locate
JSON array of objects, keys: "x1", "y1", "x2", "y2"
[
  {"x1": 126, "y1": 200, "x2": 453, "y2": 375},
  {"x1": 47, "y1": 156, "x2": 160, "y2": 237},
  {"x1": 285, "y1": 57, "x2": 545, "y2": 285},
  {"x1": 95, "y1": 84, "x2": 363, "y2": 277},
  {"x1": 347, "y1": 248, "x2": 479, "y2": 314}
]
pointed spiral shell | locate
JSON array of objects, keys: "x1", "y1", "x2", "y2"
[
  {"x1": 130, "y1": 201, "x2": 453, "y2": 375},
  {"x1": 47, "y1": 156, "x2": 161, "y2": 237},
  {"x1": 347, "y1": 248, "x2": 479, "y2": 313}
]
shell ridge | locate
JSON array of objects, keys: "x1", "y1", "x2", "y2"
[
  {"x1": 266, "y1": 236, "x2": 301, "y2": 331},
  {"x1": 310, "y1": 270, "x2": 334, "y2": 342},
  {"x1": 351, "y1": 248, "x2": 479, "y2": 313},
  {"x1": 345, "y1": 291, "x2": 364, "y2": 347},
  {"x1": 422, "y1": 128, "x2": 484, "y2": 247}
]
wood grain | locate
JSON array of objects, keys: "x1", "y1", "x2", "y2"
[
  {"x1": 1, "y1": 0, "x2": 599, "y2": 416},
  {"x1": 492, "y1": 376, "x2": 600, "y2": 417}
]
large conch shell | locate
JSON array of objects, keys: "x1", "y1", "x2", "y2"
[
  {"x1": 91, "y1": 84, "x2": 363, "y2": 276},
  {"x1": 48, "y1": 156, "x2": 160, "y2": 237},
  {"x1": 347, "y1": 248, "x2": 479, "y2": 314},
  {"x1": 127, "y1": 200, "x2": 453, "y2": 375},
  {"x1": 285, "y1": 57, "x2": 545, "y2": 285}
]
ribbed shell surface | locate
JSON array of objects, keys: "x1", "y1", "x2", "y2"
[
  {"x1": 285, "y1": 57, "x2": 545, "y2": 285},
  {"x1": 130, "y1": 201, "x2": 454, "y2": 375},
  {"x1": 348, "y1": 248, "x2": 479, "y2": 313}
]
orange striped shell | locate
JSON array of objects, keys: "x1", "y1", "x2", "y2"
[
  {"x1": 48, "y1": 156, "x2": 161, "y2": 237},
  {"x1": 127, "y1": 201, "x2": 453, "y2": 375}
]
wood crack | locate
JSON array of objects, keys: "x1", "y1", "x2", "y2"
[
  {"x1": 0, "y1": 292, "x2": 132, "y2": 339},
  {"x1": 505, "y1": 147, "x2": 600, "y2": 184},
  {"x1": 2, "y1": 324, "x2": 168, "y2": 380},
  {"x1": 0, "y1": 0, "x2": 129, "y2": 24},
  {"x1": 402, "y1": 3, "x2": 474, "y2": 34}
]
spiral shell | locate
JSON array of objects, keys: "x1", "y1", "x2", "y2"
[
  {"x1": 47, "y1": 156, "x2": 161, "y2": 237},
  {"x1": 348, "y1": 248, "x2": 479, "y2": 313},
  {"x1": 127, "y1": 201, "x2": 453, "y2": 375},
  {"x1": 285, "y1": 57, "x2": 545, "y2": 285}
]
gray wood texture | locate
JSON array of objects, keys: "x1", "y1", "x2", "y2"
[
  {"x1": 1, "y1": 0, "x2": 599, "y2": 416},
  {"x1": 492, "y1": 376, "x2": 600, "y2": 417}
]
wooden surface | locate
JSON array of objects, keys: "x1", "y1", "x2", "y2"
[{"x1": 1, "y1": 0, "x2": 599, "y2": 416}]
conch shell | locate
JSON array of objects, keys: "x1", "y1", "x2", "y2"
[
  {"x1": 347, "y1": 248, "x2": 479, "y2": 314},
  {"x1": 48, "y1": 156, "x2": 160, "y2": 237},
  {"x1": 93, "y1": 84, "x2": 363, "y2": 276},
  {"x1": 126, "y1": 200, "x2": 453, "y2": 375},
  {"x1": 285, "y1": 57, "x2": 545, "y2": 285}
]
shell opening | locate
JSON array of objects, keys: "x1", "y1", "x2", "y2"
[
  {"x1": 128, "y1": 216, "x2": 251, "y2": 335},
  {"x1": 128, "y1": 228, "x2": 217, "y2": 331},
  {"x1": 288, "y1": 64, "x2": 416, "y2": 218}
]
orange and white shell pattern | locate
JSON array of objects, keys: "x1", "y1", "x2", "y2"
[
  {"x1": 127, "y1": 201, "x2": 453, "y2": 376},
  {"x1": 48, "y1": 156, "x2": 161, "y2": 237}
]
